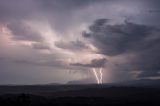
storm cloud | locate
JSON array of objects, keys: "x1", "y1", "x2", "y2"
[
  {"x1": 83, "y1": 19, "x2": 160, "y2": 78},
  {"x1": 71, "y1": 58, "x2": 107, "y2": 68}
]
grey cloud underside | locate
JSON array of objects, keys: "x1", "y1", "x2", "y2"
[
  {"x1": 7, "y1": 22, "x2": 43, "y2": 42},
  {"x1": 83, "y1": 20, "x2": 160, "y2": 56},
  {"x1": 13, "y1": 59, "x2": 67, "y2": 68},
  {"x1": 83, "y1": 19, "x2": 160, "y2": 78},
  {"x1": 32, "y1": 43, "x2": 51, "y2": 50},
  {"x1": 54, "y1": 40, "x2": 89, "y2": 51},
  {"x1": 37, "y1": 0, "x2": 99, "y2": 10},
  {"x1": 0, "y1": 0, "x2": 39, "y2": 22},
  {"x1": 0, "y1": 0, "x2": 104, "y2": 22},
  {"x1": 138, "y1": 71, "x2": 160, "y2": 77},
  {"x1": 71, "y1": 58, "x2": 107, "y2": 68},
  {"x1": 33, "y1": 0, "x2": 105, "y2": 34},
  {"x1": 1, "y1": 50, "x2": 68, "y2": 69}
]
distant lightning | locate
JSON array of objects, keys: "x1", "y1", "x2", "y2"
[
  {"x1": 99, "y1": 68, "x2": 103, "y2": 84},
  {"x1": 92, "y1": 68, "x2": 103, "y2": 84},
  {"x1": 92, "y1": 68, "x2": 100, "y2": 84}
]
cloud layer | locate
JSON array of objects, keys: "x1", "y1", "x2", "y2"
[
  {"x1": 71, "y1": 58, "x2": 107, "y2": 68},
  {"x1": 83, "y1": 19, "x2": 160, "y2": 78}
]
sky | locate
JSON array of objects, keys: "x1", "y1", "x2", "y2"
[{"x1": 0, "y1": 0, "x2": 160, "y2": 84}]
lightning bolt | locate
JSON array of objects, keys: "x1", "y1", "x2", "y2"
[
  {"x1": 92, "y1": 68, "x2": 103, "y2": 84},
  {"x1": 99, "y1": 68, "x2": 103, "y2": 84},
  {"x1": 92, "y1": 68, "x2": 100, "y2": 84}
]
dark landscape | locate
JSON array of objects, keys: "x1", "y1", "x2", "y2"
[{"x1": 0, "y1": 80, "x2": 160, "y2": 106}]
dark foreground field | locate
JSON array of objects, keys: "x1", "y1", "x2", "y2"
[{"x1": 0, "y1": 85, "x2": 160, "y2": 106}]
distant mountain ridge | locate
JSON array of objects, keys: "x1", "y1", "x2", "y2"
[
  {"x1": 67, "y1": 79, "x2": 160, "y2": 88},
  {"x1": 114, "y1": 79, "x2": 160, "y2": 87}
]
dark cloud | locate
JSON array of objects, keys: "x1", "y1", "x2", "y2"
[
  {"x1": 13, "y1": 59, "x2": 67, "y2": 68},
  {"x1": 138, "y1": 71, "x2": 160, "y2": 78},
  {"x1": 7, "y1": 22, "x2": 43, "y2": 42},
  {"x1": 37, "y1": 0, "x2": 97, "y2": 10},
  {"x1": 83, "y1": 19, "x2": 160, "y2": 78},
  {"x1": 84, "y1": 20, "x2": 160, "y2": 56},
  {"x1": 89, "y1": 19, "x2": 109, "y2": 33},
  {"x1": 32, "y1": 43, "x2": 50, "y2": 50},
  {"x1": 0, "y1": 0, "x2": 38, "y2": 23},
  {"x1": 55, "y1": 40, "x2": 89, "y2": 51},
  {"x1": 71, "y1": 58, "x2": 107, "y2": 68}
]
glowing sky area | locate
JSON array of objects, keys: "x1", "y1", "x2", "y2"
[{"x1": 0, "y1": 0, "x2": 160, "y2": 84}]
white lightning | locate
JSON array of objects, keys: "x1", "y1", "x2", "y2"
[
  {"x1": 92, "y1": 68, "x2": 103, "y2": 84},
  {"x1": 92, "y1": 68, "x2": 100, "y2": 84},
  {"x1": 99, "y1": 68, "x2": 103, "y2": 84}
]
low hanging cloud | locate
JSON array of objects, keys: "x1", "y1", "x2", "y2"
[
  {"x1": 7, "y1": 22, "x2": 44, "y2": 42},
  {"x1": 83, "y1": 19, "x2": 160, "y2": 78},
  {"x1": 83, "y1": 19, "x2": 160, "y2": 56},
  {"x1": 32, "y1": 43, "x2": 51, "y2": 50},
  {"x1": 13, "y1": 59, "x2": 68, "y2": 69},
  {"x1": 54, "y1": 40, "x2": 90, "y2": 51},
  {"x1": 71, "y1": 58, "x2": 107, "y2": 68}
]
